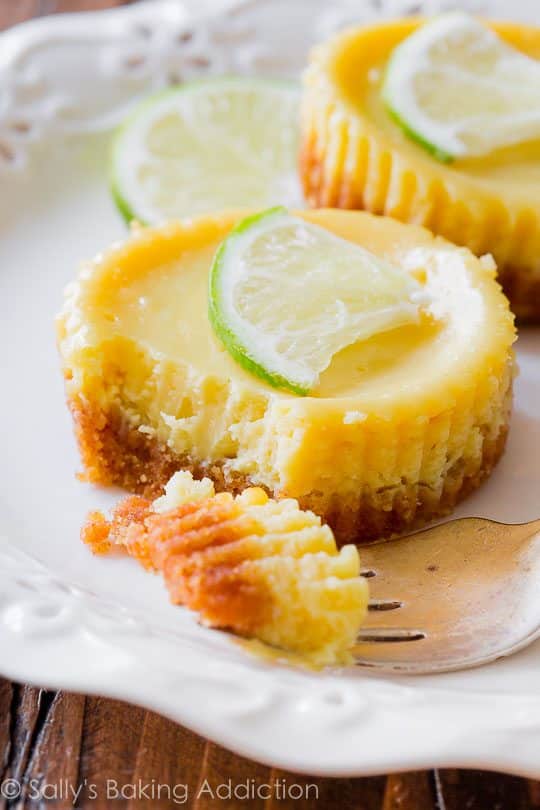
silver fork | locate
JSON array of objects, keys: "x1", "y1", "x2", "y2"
[{"x1": 353, "y1": 516, "x2": 540, "y2": 674}]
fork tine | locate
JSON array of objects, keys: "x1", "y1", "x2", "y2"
[
  {"x1": 368, "y1": 599, "x2": 402, "y2": 611},
  {"x1": 356, "y1": 628, "x2": 426, "y2": 643}
]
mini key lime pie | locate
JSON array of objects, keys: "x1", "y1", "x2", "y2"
[
  {"x1": 300, "y1": 14, "x2": 540, "y2": 320},
  {"x1": 57, "y1": 208, "x2": 515, "y2": 544},
  {"x1": 82, "y1": 471, "x2": 369, "y2": 666}
]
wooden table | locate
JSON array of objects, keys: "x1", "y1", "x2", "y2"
[{"x1": 1, "y1": 2, "x2": 539, "y2": 807}]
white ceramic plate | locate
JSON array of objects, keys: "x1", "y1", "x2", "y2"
[{"x1": 1, "y1": 0, "x2": 539, "y2": 779}]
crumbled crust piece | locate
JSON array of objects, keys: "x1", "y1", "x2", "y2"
[{"x1": 82, "y1": 496, "x2": 152, "y2": 559}]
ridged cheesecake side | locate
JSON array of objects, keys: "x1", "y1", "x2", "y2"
[
  {"x1": 57, "y1": 211, "x2": 515, "y2": 545},
  {"x1": 65, "y1": 361, "x2": 512, "y2": 544},
  {"x1": 300, "y1": 20, "x2": 540, "y2": 320}
]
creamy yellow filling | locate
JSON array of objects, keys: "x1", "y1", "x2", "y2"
[{"x1": 66, "y1": 212, "x2": 506, "y2": 405}]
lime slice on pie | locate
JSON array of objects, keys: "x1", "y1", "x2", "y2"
[
  {"x1": 111, "y1": 78, "x2": 302, "y2": 224},
  {"x1": 209, "y1": 208, "x2": 428, "y2": 395},
  {"x1": 382, "y1": 12, "x2": 540, "y2": 161}
]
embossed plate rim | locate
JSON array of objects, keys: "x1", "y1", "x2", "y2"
[{"x1": 0, "y1": 0, "x2": 539, "y2": 778}]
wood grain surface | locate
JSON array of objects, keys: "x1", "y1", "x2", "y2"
[{"x1": 0, "y1": 1, "x2": 539, "y2": 807}]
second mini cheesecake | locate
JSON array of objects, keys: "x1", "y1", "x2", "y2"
[
  {"x1": 57, "y1": 209, "x2": 515, "y2": 544},
  {"x1": 300, "y1": 19, "x2": 540, "y2": 320}
]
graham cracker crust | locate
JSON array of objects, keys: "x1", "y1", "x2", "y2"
[{"x1": 69, "y1": 395, "x2": 510, "y2": 546}]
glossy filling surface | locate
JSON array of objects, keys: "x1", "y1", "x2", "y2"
[
  {"x1": 72, "y1": 210, "x2": 509, "y2": 412},
  {"x1": 331, "y1": 21, "x2": 540, "y2": 200}
]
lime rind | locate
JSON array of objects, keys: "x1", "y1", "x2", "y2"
[
  {"x1": 381, "y1": 13, "x2": 469, "y2": 162},
  {"x1": 110, "y1": 77, "x2": 301, "y2": 226},
  {"x1": 382, "y1": 57, "x2": 454, "y2": 164},
  {"x1": 109, "y1": 84, "x2": 191, "y2": 225},
  {"x1": 209, "y1": 207, "x2": 311, "y2": 396},
  {"x1": 110, "y1": 167, "x2": 136, "y2": 224}
]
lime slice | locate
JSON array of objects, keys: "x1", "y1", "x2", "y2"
[
  {"x1": 382, "y1": 13, "x2": 540, "y2": 161},
  {"x1": 111, "y1": 78, "x2": 302, "y2": 224},
  {"x1": 209, "y1": 208, "x2": 428, "y2": 395}
]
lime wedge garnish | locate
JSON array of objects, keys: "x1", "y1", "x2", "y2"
[
  {"x1": 208, "y1": 208, "x2": 428, "y2": 396},
  {"x1": 382, "y1": 13, "x2": 540, "y2": 161},
  {"x1": 111, "y1": 78, "x2": 302, "y2": 224}
]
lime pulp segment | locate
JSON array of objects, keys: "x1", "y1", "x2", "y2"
[
  {"x1": 111, "y1": 78, "x2": 303, "y2": 224},
  {"x1": 382, "y1": 13, "x2": 540, "y2": 160}
]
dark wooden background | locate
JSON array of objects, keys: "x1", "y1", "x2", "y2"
[{"x1": 1, "y1": 2, "x2": 539, "y2": 807}]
